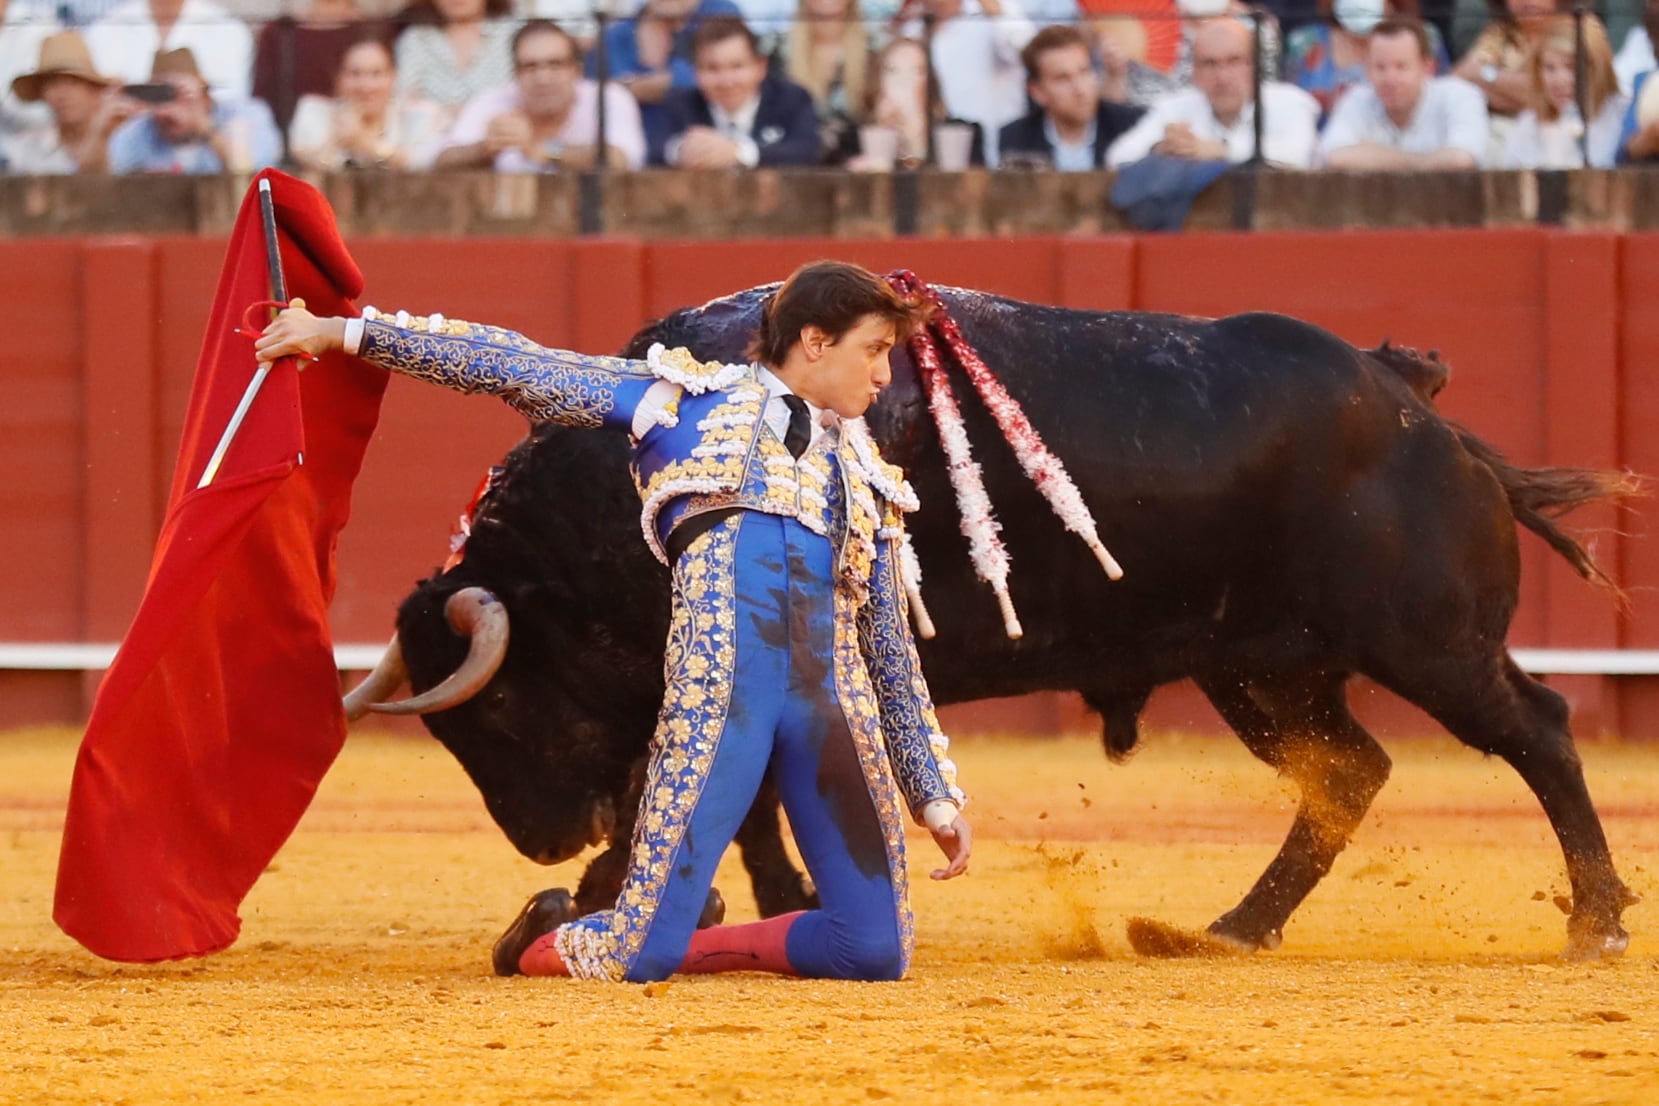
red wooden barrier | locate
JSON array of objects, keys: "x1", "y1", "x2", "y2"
[{"x1": 2, "y1": 230, "x2": 1653, "y2": 740}]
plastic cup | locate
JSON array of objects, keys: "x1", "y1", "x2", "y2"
[
  {"x1": 858, "y1": 125, "x2": 898, "y2": 172},
  {"x1": 933, "y1": 122, "x2": 973, "y2": 171}
]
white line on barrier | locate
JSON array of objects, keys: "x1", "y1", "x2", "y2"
[
  {"x1": 4, "y1": 644, "x2": 1659, "y2": 675},
  {"x1": 0, "y1": 643, "x2": 388, "y2": 671}
]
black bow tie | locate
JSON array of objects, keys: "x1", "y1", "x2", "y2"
[{"x1": 781, "y1": 394, "x2": 810, "y2": 459}]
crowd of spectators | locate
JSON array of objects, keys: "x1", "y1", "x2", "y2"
[{"x1": 2, "y1": 0, "x2": 1657, "y2": 175}]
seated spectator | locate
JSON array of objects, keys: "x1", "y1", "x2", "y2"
[
  {"x1": 999, "y1": 24, "x2": 1144, "y2": 169},
  {"x1": 1503, "y1": 14, "x2": 1627, "y2": 168},
  {"x1": 107, "y1": 46, "x2": 281, "y2": 172},
  {"x1": 1, "y1": 0, "x2": 63, "y2": 142},
  {"x1": 290, "y1": 33, "x2": 445, "y2": 170},
  {"x1": 434, "y1": 19, "x2": 645, "y2": 169},
  {"x1": 594, "y1": 0, "x2": 743, "y2": 159},
  {"x1": 842, "y1": 35, "x2": 985, "y2": 168},
  {"x1": 1096, "y1": 0, "x2": 1285, "y2": 108},
  {"x1": 1105, "y1": 16, "x2": 1319, "y2": 168},
  {"x1": 657, "y1": 15, "x2": 818, "y2": 166},
  {"x1": 2, "y1": 30, "x2": 120, "y2": 171},
  {"x1": 1613, "y1": 2, "x2": 1657, "y2": 96},
  {"x1": 392, "y1": 0, "x2": 515, "y2": 110},
  {"x1": 907, "y1": 0, "x2": 1038, "y2": 165},
  {"x1": 1321, "y1": 18, "x2": 1487, "y2": 168},
  {"x1": 780, "y1": 0, "x2": 869, "y2": 161},
  {"x1": 1452, "y1": 0, "x2": 1565, "y2": 157},
  {"x1": 253, "y1": 0, "x2": 386, "y2": 137},
  {"x1": 1285, "y1": 0, "x2": 1449, "y2": 118},
  {"x1": 86, "y1": 0, "x2": 254, "y2": 99}
]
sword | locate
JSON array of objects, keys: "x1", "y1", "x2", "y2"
[{"x1": 197, "y1": 177, "x2": 289, "y2": 489}]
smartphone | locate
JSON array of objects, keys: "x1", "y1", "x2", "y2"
[{"x1": 124, "y1": 82, "x2": 177, "y2": 104}]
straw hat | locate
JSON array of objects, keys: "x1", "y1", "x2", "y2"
[
  {"x1": 149, "y1": 47, "x2": 206, "y2": 85},
  {"x1": 10, "y1": 31, "x2": 116, "y2": 103}
]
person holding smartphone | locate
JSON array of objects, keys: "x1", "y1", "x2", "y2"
[{"x1": 107, "y1": 46, "x2": 281, "y2": 174}]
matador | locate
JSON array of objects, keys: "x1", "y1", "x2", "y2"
[{"x1": 257, "y1": 259, "x2": 972, "y2": 982}]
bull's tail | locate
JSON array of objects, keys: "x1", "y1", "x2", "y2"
[{"x1": 1453, "y1": 425, "x2": 1643, "y2": 594}]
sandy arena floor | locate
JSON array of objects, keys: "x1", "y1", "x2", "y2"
[{"x1": 2, "y1": 726, "x2": 1657, "y2": 1105}]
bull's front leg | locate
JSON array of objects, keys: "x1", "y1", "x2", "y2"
[
  {"x1": 570, "y1": 777, "x2": 725, "y2": 928},
  {"x1": 572, "y1": 763, "x2": 815, "y2": 923},
  {"x1": 1130, "y1": 674, "x2": 1391, "y2": 957},
  {"x1": 734, "y1": 775, "x2": 819, "y2": 917}
]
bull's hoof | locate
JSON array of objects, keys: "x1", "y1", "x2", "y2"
[
  {"x1": 1126, "y1": 916, "x2": 1253, "y2": 959},
  {"x1": 492, "y1": 888, "x2": 579, "y2": 976},
  {"x1": 1562, "y1": 922, "x2": 1630, "y2": 962},
  {"x1": 697, "y1": 888, "x2": 727, "y2": 930}
]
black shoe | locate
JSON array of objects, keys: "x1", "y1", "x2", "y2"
[
  {"x1": 697, "y1": 887, "x2": 727, "y2": 930},
  {"x1": 492, "y1": 888, "x2": 578, "y2": 977}
]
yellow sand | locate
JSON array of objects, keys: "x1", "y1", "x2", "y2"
[{"x1": 2, "y1": 728, "x2": 1655, "y2": 1105}]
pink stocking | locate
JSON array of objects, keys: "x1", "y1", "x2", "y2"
[
  {"x1": 676, "y1": 911, "x2": 805, "y2": 975},
  {"x1": 517, "y1": 933, "x2": 570, "y2": 976}
]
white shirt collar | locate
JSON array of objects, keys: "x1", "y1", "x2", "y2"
[
  {"x1": 711, "y1": 95, "x2": 760, "y2": 140},
  {"x1": 757, "y1": 364, "x2": 812, "y2": 407},
  {"x1": 1042, "y1": 113, "x2": 1098, "y2": 169},
  {"x1": 756, "y1": 365, "x2": 834, "y2": 441}
]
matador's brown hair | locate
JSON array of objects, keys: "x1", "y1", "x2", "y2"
[{"x1": 746, "y1": 261, "x2": 929, "y2": 368}]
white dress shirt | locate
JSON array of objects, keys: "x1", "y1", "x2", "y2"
[
  {"x1": 666, "y1": 94, "x2": 762, "y2": 168},
  {"x1": 1105, "y1": 82, "x2": 1321, "y2": 169},
  {"x1": 1615, "y1": 26, "x2": 1654, "y2": 97},
  {"x1": 1502, "y1": 95, "x2": 1631, "y2": 170},
  {"x1": 1319, "y1": 77, "x2": 1489, "y2": 166},
  {"x1": 440, "y1": 78, "x2": 647, "y2": 171},
  {"x1": 754, "y1": 365, "x2": 826, "y2": 451}
]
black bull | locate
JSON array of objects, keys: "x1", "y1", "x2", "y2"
[{"x1": 387, "y1": 286, "x2": 1638, "y2": 959}]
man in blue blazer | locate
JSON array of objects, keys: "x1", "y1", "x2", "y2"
[{"x1": 654, "y1": 15, "x2": 820, "y2": 167}]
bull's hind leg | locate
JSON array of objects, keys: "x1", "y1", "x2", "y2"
[
  {"x1": 1192, "y1": 671, "x2": 1392, "y2": 951},
  {"x1": 1381, "y1": 654, "x2": 1636, "y2": 959}
]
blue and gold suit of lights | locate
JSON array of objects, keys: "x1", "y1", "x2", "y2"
[{"x1": 356, "y1": 311, "x2": 964, "y2": 982}]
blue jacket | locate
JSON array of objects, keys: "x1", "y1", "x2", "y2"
[
  {"x1": 1617, "y1": 70, "x2": 1654, "y2": 164},
  {"x1": 653, "y1": 76, "x2": 821, "y2": 167},
  {"x1": 997, "y1": 100, "x2": 1146, "y2": 170}
]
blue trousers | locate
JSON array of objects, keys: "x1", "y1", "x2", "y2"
[{"x1": 554, "y1": 511, "x2": 913, "y2": 982}]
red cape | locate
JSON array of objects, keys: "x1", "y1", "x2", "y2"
[{"x1": 54, "y1": 171, "x2": 385, "y2": 961}]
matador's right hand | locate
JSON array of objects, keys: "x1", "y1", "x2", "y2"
[{"x1": 254, "y1": 299, "x2": 347, "y2": 365}]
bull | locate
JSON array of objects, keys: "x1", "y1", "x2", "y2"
[{"x1": 349, "y1": 283, "x2": 1638, "y2": 959}]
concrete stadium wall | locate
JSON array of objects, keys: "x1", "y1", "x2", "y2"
[{"x1": 3, "y1": 229, "x2": 1657, "y2": 740}]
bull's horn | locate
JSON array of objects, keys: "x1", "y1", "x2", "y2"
[
  {"x1": 365, "y1": 587, "x2": 510, "y2": 716},
  {"x1": 342, "y1": 635, "x2": 407, "y2": 722}
]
